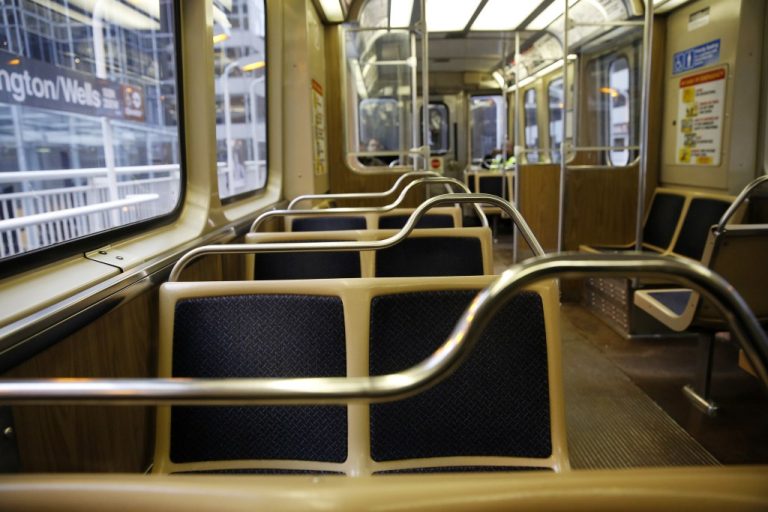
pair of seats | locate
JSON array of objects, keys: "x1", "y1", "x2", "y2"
[
  {"x1": 581, "y1": 187, "x2": 737, "y2": 260},
  {"x1": 153, "y1": 275, "x2": 567, "y2": 474},
  {"x1": 580, "y1": 187, "x2": 738, "y2": 337},
  {"x1": 285, "y1": 206, "x2": 463, "y2": 232},
  {"x1": 243, "y1": 227, "x2": 493, "y2": 280},
  {"x1": 634, "y1": 176, "x2": 768, "y2": 414}
]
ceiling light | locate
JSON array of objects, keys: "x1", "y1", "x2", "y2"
[
  {"x1": 318, "y1": 0, "x2": 344, "y2": 22},
  {"x1": 427, "y1": 0, "x2": 482, "y2": 32},
  {"x1": 389, "y1": 0, "x2": 414, "y2": 27},
  {"x1": 472, "y1": 0, "x2": 539, "y2": 31}
]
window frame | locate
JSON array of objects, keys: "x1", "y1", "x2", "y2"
[
  {"x1": 606, "y1": 54, "x2": 631, "y2": 167},
  {"x1": 421, "y1": 101, "x2": 450, "y2": 156},
  {"x1": 0, "y1": 0, "x2": 187, "y2": 277}
]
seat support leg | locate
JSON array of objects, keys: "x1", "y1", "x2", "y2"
[{"x1": 683, "y1": 331, "x2": 718, "y2": 416}]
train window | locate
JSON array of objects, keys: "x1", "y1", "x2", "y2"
[
  {"x1": 0, "y1": 1, "x2": 181, "y2": 260},
  {"x1": 548, "y1": 78, "x2": 564, "y2": 163},
  {"x1": 422, "y1": 103, "x2": 449, "y2": 155},
  {"x1": 607, "y1": 56, "x2": 630, "y2": 166},
  {"x1": 470, "y1": 95, "x2": 504, "y2": 164},
  {"x1": 523, "y1": 89, "x2": 539, "y2": 163},
  {"x1": 213, "y1": 0, "x2": 267, "y2": 202},
  {"x1": 359, "y1": 98, "x2": 398, "y2": 165}
]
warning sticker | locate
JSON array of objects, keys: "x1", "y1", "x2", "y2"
[{"x1": 675, "y1": 66, "x2": 726, "y2": 166}]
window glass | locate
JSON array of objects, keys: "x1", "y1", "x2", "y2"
[
  {"x1": 470, "y1": 95, "x2": 503, "y2": 164},
  {"x1": 607, "y1": 57, "x2": 630, "y2": 166},
  {"x1": 213, "y1": 0, "x2": 267, "y2": 201},
  {"x1": 548, "y1": 78, "x2": 564, "y2": 163},
  {"x1": 346, "y1": 29, "x2": 415, "y2": 168},
  {"x1": 422, "y1": 103, "x2": 449, "y2": 154},
  {"x1": 359, "y1": 98, "x2": 398, "y2": 165},
  {"x1": 0, "y1": 1, "x2": 180, "y2": 259},
  {"x1": 523, "y1": 89, "x2": 539, "y2": 163}
]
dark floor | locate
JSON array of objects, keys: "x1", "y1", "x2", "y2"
[
  {"x1": 565, "y1": 304, "x2": 768, "y2": 465},
  {"x1": 493, "y1": 234, "x2": 768, "y2": 466}
]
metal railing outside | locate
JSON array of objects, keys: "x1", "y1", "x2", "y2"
[{"x1": 0, "y1": 164, "x2": 181, "y2": 257}]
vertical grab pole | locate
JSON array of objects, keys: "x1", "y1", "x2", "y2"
[
  {"x1": 420, "y1": 0, "x2": 430, "y2": 172},
  {"x1": 635, "y1": 0, "x2": 654, "y2": 250},
  {"x1": 410, "y1": 31, "x2": 419, "y2": 170},
  {"x1": 500, "y1": 38, "x2": 508, "y2": 224},
  {"x1": 513, "y1": 30, "x2": 521, "y2": 263},
  {"x1": 557, "y1": 0, "x2": 569, "y2": 252}
]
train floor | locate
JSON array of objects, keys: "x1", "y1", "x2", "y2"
[{"x1": 492, "y1": 233, "x2": 768, "y2": 469}]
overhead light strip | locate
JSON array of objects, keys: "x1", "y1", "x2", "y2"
[
  {"x1": 471, "y1": 0, "x2": 540, "y2": 31},
  {"x1": 427, "y1": 0, "x2": 482, "y2": 32},
  {"x1": 389, "y1": 0, "x2": 414, "y2": 28}
]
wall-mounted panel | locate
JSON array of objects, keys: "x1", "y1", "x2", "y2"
[{"x1": 661, "y1": 0, "x2": 765, "y2": 193}]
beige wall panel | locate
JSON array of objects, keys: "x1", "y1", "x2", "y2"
[
  {"x1": 661, "y1": 0, "x2": 765, "y2": 193},
  {"x1": 3, "y1": 255, "x2": 227, "y2": 473},
  {"x1": 283, "y1": 0, "x2": 329, "y2": 199}
]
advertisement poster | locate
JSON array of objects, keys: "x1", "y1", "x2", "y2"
[
  {"x1": 311, "y1": 79, "x2": 327, "y2": 176},
  {"x1": 675, "y1": 66, "x2": 726, "y2": 166}
]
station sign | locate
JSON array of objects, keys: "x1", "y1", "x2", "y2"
[
  {"x1": 672, "y1": 39, "x2": 720, "y2": 75},
  {"x1": 0, "y1": 50, "x2": 144, "y2": 121}
]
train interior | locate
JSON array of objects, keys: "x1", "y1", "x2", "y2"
[{"x1": 0, "y1": 0, "x2": 767, "y2": 509}]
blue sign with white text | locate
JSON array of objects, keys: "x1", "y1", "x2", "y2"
[{"x1": 673, "y1": 39, "x2": 720, "y2": 75}]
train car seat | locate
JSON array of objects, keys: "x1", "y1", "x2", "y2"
[{"x1": 153, "y1": 275, "x2": 567, "y2": 474}]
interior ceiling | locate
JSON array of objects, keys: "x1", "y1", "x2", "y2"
[
  {"x1": 426, "y1": 32, "x2": 538, "y2": 73},
  {"x1": 351, "y1": 0, "x2": 648, "y2": 76}
]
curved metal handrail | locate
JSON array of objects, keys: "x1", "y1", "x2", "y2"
[
  {"x1": 287, "y1": 171, "x2": 439, "y2": 210},
  {"x1": 0, "y1": 254, "x2": 765, "y2": 405},
  {"x1": 715, "y1": 174, "x2": 768, "y2": 234},
  {"x1": 173, "y1": 193, "x2": 543, "y2": 281},
  {"x1": 251, "y1": 177, "x2": 488, "y2": 232}
]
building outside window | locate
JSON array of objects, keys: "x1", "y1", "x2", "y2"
[
  {"x1": 0, "y1": 0, "x2": 181, "y2": 258},
  {"x1": 213, "y1": 0, "x2": 267, "y2": 201}
]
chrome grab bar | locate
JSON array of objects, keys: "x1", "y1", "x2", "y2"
[
  {"x1": 251, "y1": 177, "x2": 488, "y2": 232},
  {"x1": 287, "y1": 171, "x2": 440, "y2": 210},
  {"x1": 715, "y1": 174, "x2": 768, "y2": 234},
  {"x1": 173, "y1": 193, "x2": 543, "y2": 281},
  {"x1": 0, "y1": 254, "x2": 765, "y2": 405}
]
